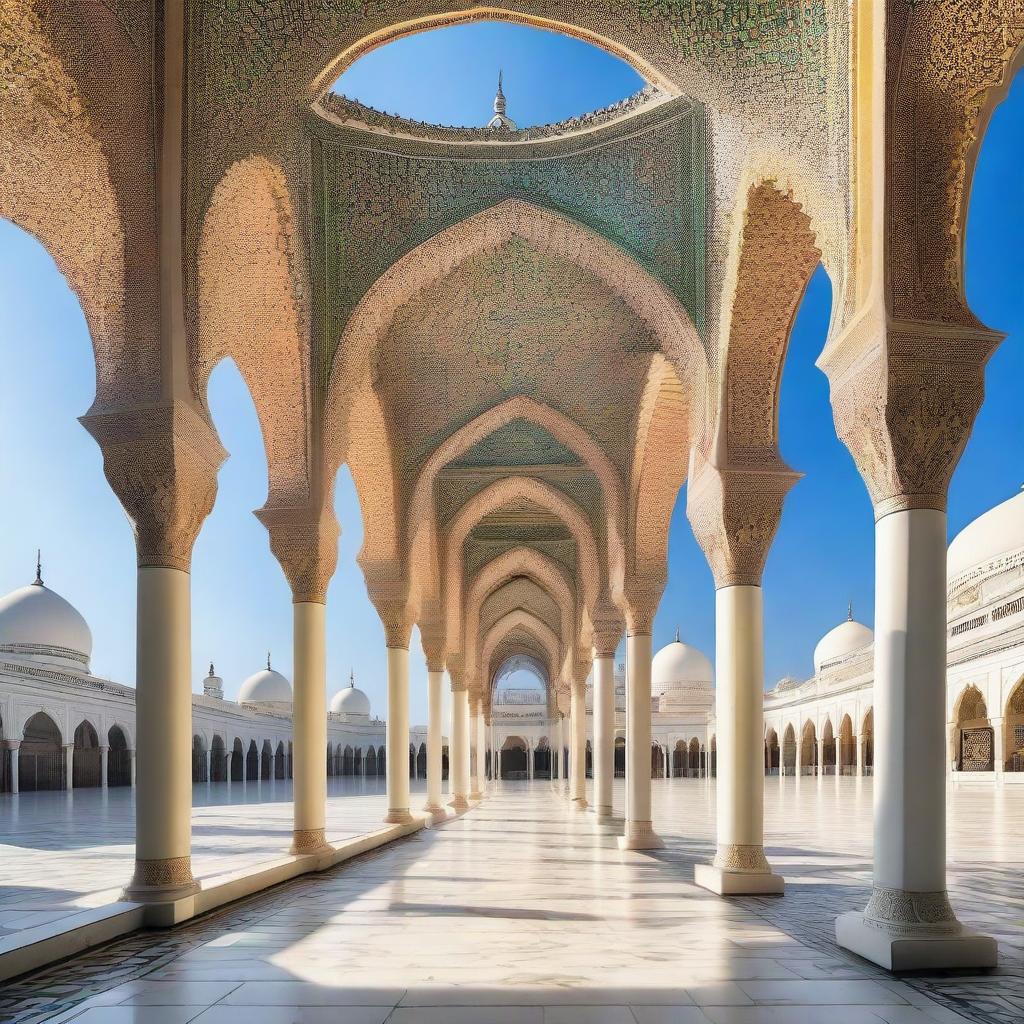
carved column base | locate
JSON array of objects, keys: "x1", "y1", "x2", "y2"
[
  {"x1": 571, "y1": 796, "x2": 589, "y2": 811},
  {"x1": 591, "y1": 803, "x2": 614, "y2": 819},
  {"x1": 617, "y1": 820, "x2": 664, "y2": 850},
  {"x1": 124, "y1": 857, "x2": 200, "y2": 903},
  {"x1": 290, "y1": 828, "x2": 329, "y2": 856},
  {"x1": 384, "y1": 808, "x2": 414, "y2": 825},
  {"x1": 836, "y1": 888, "x2": 996, "y2": 970},
  {"x1": 695, "y1": 864, "x2": 784, "y2": 896},
  {"x1": 469, "y1": 788, "x2": 484, "y2": 800},
  {"x1": 448, "y1": 795, "x2": 469, "y2": 811}
]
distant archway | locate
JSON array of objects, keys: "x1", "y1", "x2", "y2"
[
  {"x1": 800, "y1": 721, "x2": 817, "y2": 775},
  {"x1": 614, "y1": 735, "x2": 626, "y2": 777},
  {"x1": 862, "y1": 710, "x2": 874, "y2": 774},
  {"x1": 953, "y1": 685, "x2": 993, "y2": 771},
  {"x1": 231, "y1": 738, "x2": 244, "y2": 782},
  {"x1": 20, "y1": 712, "x2": 63, "y2": 791},
  {"x1": 211, "y1": 735, "x2": 227, "y2": 783},
  {"x1": 1005, "y1": 676, "x2": 1024, "y2": 771},
  {"x1": 765, "y1": 728, "x2": 780, "y2": 775},
  {"x1": 108, "y1": 725, "x2": 131, "y2": 787},
  {"x1": 192, "y1": 734, "x2": 207, "y2": 784},
  {"x1": 501, "y1": 735, "x2": 528, "y2": 779},
  {"x1": 782, "y1": 724, "x2": 796, "y2": 775},
  {"x1": 73, "y1": 720, "x2": 101, "y2": 788}
]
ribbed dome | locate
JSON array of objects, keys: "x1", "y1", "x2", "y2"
[
  {"x1": 948, "y1": 486, "x2": 1024, "y2": 582},
  {"x1": 331, "y1": 676, "x2": 371, "y2": 718},
  {"x1": 238, "y1": 663, "x2": 292, "y2": 704},
  {"x1": 651, "y1": 637, "x2": 713, "y2": 692},
  {"x1": 0, "y1": 578, "x2": 92, "y2": 667},
  {"x1": 813, "y1": 617, "x2": 873, "y2": 673}
]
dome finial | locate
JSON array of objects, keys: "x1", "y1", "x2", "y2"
[
  {"x1": 208, "y1": 661, "x2": 215, "y2": 677},
  {"x1": 487, "y1": 68, "x2": 517, "y2": 130},
  {"x1": 847, "y1": 600, "x2": 853, "y2": 621},
  {"x1": 349, "y1": 668, "x2": 355, "y2": 688},
  {"x1": 34, "y1": 549, "x2": 43, "y2": 587},
  {"x1": 266, "y1": 650, "x2": 271, "y2": 671},
  {"x1": 674, "y1": 626, "x2": 680, "y2": 643}
]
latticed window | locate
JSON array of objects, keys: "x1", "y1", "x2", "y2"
[{"x1": 1014, "y1": 724, "x2": 1024, "y2": 750}]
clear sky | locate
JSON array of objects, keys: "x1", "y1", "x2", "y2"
[{"x1": 0, "y1": 23, "x2": 1020, "y2": 726}]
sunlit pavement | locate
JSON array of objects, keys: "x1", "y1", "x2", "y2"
[{"x1": 1, "y1": 777, "x2": 1022, "y2": 1024}]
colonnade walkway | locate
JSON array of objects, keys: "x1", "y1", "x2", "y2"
[{"x1": 2, "y1": 778, "x2": 1021, "y2": 1024}]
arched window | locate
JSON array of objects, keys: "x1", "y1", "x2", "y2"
[
  {"x1": 1005, "y1": 677, "x2": 1024, "y2": 771},
  {"x1": 782, "y1": 725, "x2": 797, "y2": 775},
  {"x1": 800, "y1": 721, "x2": 817, "y2": 775},
  {"x1": 73, "y1": 720, "x2": 101, "y2": 788},
  {"x1": 211, "y1": 735, "x2": 227, "y2": 783},
  {"x1": 192, "y1": 734, "x2": 207, "y2": 784},
  {"x1": 231, "y1": 738, "x2": 244, "y2": 782},
  {"x1": 765, "y1": 729, "x2": 780, "y2": 775},
  {"x1": 613, "y1": 735, "x2": 626, "y2": 778},
  {"x1": 953, "y1": 686, "x2": 993, "y2": 771},
  {"x1": 107, "y1": 725, "x2": 131, "y2": 787},
  {"x1": 862, "y1": 710, "x2": 874, "y2": 774},
  {"x1": 20, "y1": 712, "x2": 63, "y2": 791}
]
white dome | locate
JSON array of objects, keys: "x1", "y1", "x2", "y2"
[
  {"x1": 652, "y1": 637, "x2": 713, "y2": 692},
  {"x1": 813, "y1": 617, "x2": 873, "y2": 673},
  {"x1": 238, "y1": 664, "x2": 292, "y2": 704},
  {"x1": 948, "y1": 487, "x2": 1024, "y2": 582},
  {"x1": 331, "y1": 678, "x2": 371, "y2": 718},
  {"x1": 0, "y1": 579, "x2": 92, "y2": 667}
]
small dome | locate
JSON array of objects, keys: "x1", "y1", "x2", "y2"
[
  {"x1": 813, "y1": 615, "x2": 873, "y2": 673},
  {"x1": 652, "y1": 634, "x2": 713, "y2": 692},
  {"x1": 948, "y1": 486, "x2": 1024, "y2": 582},
  {"x1": 238, "y1": 658, "x2": 292, "y2": 704},
  {"x1": 331, "y1": 672, "x2": 371, "y2": 718},
  {"x1": 772, "y1": 675, "x2": 802, "y2": 693},
  {"x1": 0, "y1": 573, "x2": 92, "y2": 668}
]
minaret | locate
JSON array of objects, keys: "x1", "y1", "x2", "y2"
[
  {"x1": 204, "y1": 662, "x2": 224, "y2": 700},
  {"x1": 486, "y1": 70, "x2": 517, "y2": 131}
]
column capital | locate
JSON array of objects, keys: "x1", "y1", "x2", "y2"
[
  {"x1": 820, "y1": 316, "x2": 1000, "y2": 519},
  {"x1": 365, "y1": 577, "x2": 412, "y2": 649},
  {"x1": 256, "y1": 504, "x2": 339, "y2": 604},
  {"x1": 3, "y1": 739, "x2": 21, "y2": 750},
  {"x1": 81, "y1": 401, "x2": 226, "y2": 570},
  {"x1": 686, "y1": 455, "x2": 799, "y2": 588},
  {"x1": 419, "y1": 631, "x2": 446, "y2": 674}
]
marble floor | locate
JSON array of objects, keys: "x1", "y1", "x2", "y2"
[
  {"x1": 1, "y1": 777, "x2": 1021, "y2": 1024},
  {"x1": 0, "y1": 776, "x2": 399, "y2": 938}
]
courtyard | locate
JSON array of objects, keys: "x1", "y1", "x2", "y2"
[{"x1": 1, "y1": 777, "x2": 1021, "y2": 1024}]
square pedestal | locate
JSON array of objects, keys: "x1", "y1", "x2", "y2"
[
  {"x1": 617, "y1": 832, "x2": 664, "y2": 851},
  {"x1": 835, "y1": 912, "x2": 998, "y2": 971},
  {"x1": 694, "y1": 863, "x2": 784, "y2": 895}
]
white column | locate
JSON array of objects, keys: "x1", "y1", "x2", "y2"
[
  {"x1": 130, "y1": 749, "x2": 137, "y2": 789},
  {"x1": 64, "y1": 744, "x2": 74, "y2": 790},
  {"x1": 993, "y1": 717, "x2": 1004, "y2": 775},
  {"x1": 836, "y1": 509, "x2": 996, "y2": 969},
  {"x1": 223, "y1": 752, "x2": 231, "y2": 788},
  {"x1": 818, "y1": 736, "x2": 825, "y2": 777},
  {"x1": 127, "y1": 566, "x2": 197, "y2": 899},
  {"x1": 695, "y1": 586, "x2": 780, "y2": 893},
  {"x1": 593, "y1": 652, "x2": 615, "y2": 817},
  {"x1": 385, "y1": 645, "x2": 412, "y2": 823},
  {"x1": 526, "y1": 740, "x2": 534, "y2": 781},
  {"x1": 449, "y1": 686, "x2": 470, "y2": 809},
  {"x1": 618, "y1": 632, "x2": 661, "y2": 849},
  {"x1": 552, "y1": 717, "x2": 561, "y2": 780},
  {"x1": 570, "y1": 683, "x2": 587, "y2": 807},
  {"x1": 7, "y1": 741, "x2": 20, "y2": 795},
  {"x1": 476, "y1": 706, "x2": 487, "y2": 796},
  {"x1": 100, "y1": 745, "x2": 110, "y2": 789},
  {"x1": 469, "y1": 702, "x2": 483, "y2": 799},
  {"x1": 424, "y1": 669, "x2": 444, "y2": 814},
  {"x1": 855, "y1": 734, "x2": 863, "y2": 776}
]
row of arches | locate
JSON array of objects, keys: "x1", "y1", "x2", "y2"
[
  {"x1": 949, "y1": 682, "x2": 1024, "y2": 772},
  {"x1": 765, "y1": 713, "x2": 874, "y2": 777}
]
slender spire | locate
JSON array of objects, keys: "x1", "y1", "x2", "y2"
[
  {"x1": 847, "y1": 601, "x2": 853, "y2": 621},
  {"x1": 349, "y1": 668, "x2": 355, "y2": 688},
  {"x1": 487, "y1": 68, "x2": 516, "y2": 130},
  {"x1": 267, "y1": 651, "x2": 272, "y2": 671},
  {"x1": 33, "y1": 549, "x2": 43, "y2": 586},
  {"x1": 209, "y1": 662, "x2": 215, "y2": 677},
  {"x1": 674, "y1": 626, "x2": 681, "y2": 643}
]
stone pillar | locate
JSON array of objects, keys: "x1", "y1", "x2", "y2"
[
  {"x1": 993, "y1": 717, "x2": 1005, "y2": 775},
  {"x1": 130, "y1": 749, "x2": 137, "y2": 789},
  {"x1": 618, "y1": 627, "x2": 661, "y2": 849},
  {"x1": 855, "y1": 734, "x2": 863, "y2": 776},
  {"x1": 424, "y1": 666, "x2": 445, "y2": 814},
  {"x1": 688, "y1": 461, "x2": 794, "y2": 892},
  {"x1": 570, "y1": 681, "x2": 587, "y2": 807},
  {"x1": 592, "y1": 633, "x2": 618, "y2": 818},
  {"x1": 64, "y1": 744, "x2": 75, "y2": 790},
  {"x1": 384, "y1": 644, "x2": 412, "y2": 823},
  {"x1": 449, "y1": 681, "x2": 470, "y2": 809},
  {"x1": 258, "y1": 508, "x2": 338, "y2": 854},
  {"x1": 476, "y1": 704, "x2": 487, "y2": 796},
  {"x1": 100, "y1": 745, "x2": 110, "y2": 789},
  {"x1": 223, "y1": 752, "x2": 231, "y2": 788},
  {"x1": 818, "y1": 736, "x2": 826, "y2": 777},
  {"x1": 6, "y1": 740, "x2": 20, "y2": 795},
  {"x1": 83, "y1": 402, "x2": 225, "y2": 903},
  {"x1": 469, "y1": 701, "x2": 483, "y2": 799},
  {"x1": 823, "y1": 323, "x2": 998, "y2": 968},
  {"x1": 552, "y1": 717, "x2": 562, "y2": 780}
]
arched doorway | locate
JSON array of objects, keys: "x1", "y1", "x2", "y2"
[
  {"x1": 782, "y1": 724, "x2": 796, "y2": 776},
  {"x1": 709, "y1": 735, "x2": 717, "y2": 778},
  {"x1": 586, "y1": 740, "x2": 593, "y2": 778},
  {"x1": 192, "y1": 734, "x2": 207, "y2": 783},
  {"x1": 20, "y1": 713, "x2": 63, "y2": 791},
  {"x1": 688, "y1": 737, "x2": 700, "y2": 777},
  {"x1": 211, "y1": 735, "x2": 227, "y2": 783},
  {"x1": 326, "y1": 742, "x2": 334, "y2": 777},
  {"x1": 534, "y1": 739, "x2": 551, "y2": 779},
  {"x1": 417, "y1": 742, "x2": 427, "y2": 778},
  {"x1": 613, "y1": 735, "x2": 625, "y2": 777},
  {"x1": 765, "y1": 729, "x2": 780, "y2": 775},
  {"x1": 862, "y1": 710, "x2": 874, "y2": 774},
  {"x1": 246, "y1": 741, "x2": 259, "y2": 781},
  {"x1": 364, "y1": 745, "x2": 377, "y2": 776},
  {"x1": 275, "y1": 741, "x2": 286, "y2": 779},
  {"x1": 650, "y1": 742, "x2": 663, "y2": 780},
  {"x1": 501, "y1": 736, "x2": 528, "y2": 779},
  {"x1": 800, "y1": 721, "x2": 817, "y2": 776},
  {"x1": 838, "y1": 714, "x2": 855, "y2": 774},
  {"x1": 376, "y1": 747, "x2": 386, "y2": 776},
  {"x1": 72, "y1": 720, "x2": 101, "y2": 788},
  {"x1": 343, "y1": 745, "x2": 354, "y2": 775},
  {"x1": 952, "y1": 686, "x2": 993, "y2": 771},
  {"x1": 822, "y1": 719, "x2": 836, "y2": 776},
  {"x1": 231, "y1": 738, "x2": 244, "y2": 782},
  {"x1": 672, "y1": 739, "x2": 686, "y2": 777},
  {"x1": 354, "y1": 747, "x2": 363, "y2": 776},
  {"x1": 441, "y1": 744, "x2": 449, "y2": 780},
  {"x1": 107, "y1": 725, "x2": 131, "y2": 787},
  {"x1": 260, "y1": 741, "x2": 273, "y2": 780},
  {"x1": 1005, "y1": 677, "x2": 1024, "y2": 770}
]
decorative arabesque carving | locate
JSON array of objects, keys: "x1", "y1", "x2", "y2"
[
  {"x1": 81, "y1": 403, "x2": 226, "y2": 571},
  {"x1": 686, "y1": 457, "x2": 799, "y2": 589},
  {"x1": 823, "y1": 320, "x2": 1001, "y2": 517},
  {"x1": 256, "y1": 505, "x2": 340, "y2": 604},
  {"x1": 864, "y1": 886, "x2": 960, "y2": 935}
]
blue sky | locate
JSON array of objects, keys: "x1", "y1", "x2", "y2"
[{"x1": 0, "y1": 24, "x2": 1020, "y2": 724}]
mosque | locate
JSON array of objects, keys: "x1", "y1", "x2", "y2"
[{"x1": 3, "y1": 487, "x2": 1021, "y2": 796}]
